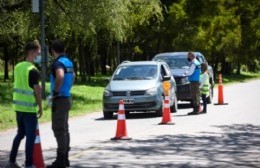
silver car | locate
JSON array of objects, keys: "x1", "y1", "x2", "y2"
[{"x1": 103, "y1": 61, "x2": 177, "y2": 119}]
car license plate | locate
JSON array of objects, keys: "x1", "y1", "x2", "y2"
[{"x1": 123, "y1": 99, "x2": 134, "y2": 104}]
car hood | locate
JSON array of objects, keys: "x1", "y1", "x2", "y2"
[
  {"x1": 107, "y1": 80, "x2": 157, "y2": 91},
  {"x1": 170, "y1": 69, "x2": 188, "y2": 77}
]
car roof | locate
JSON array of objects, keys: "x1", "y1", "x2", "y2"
[
  {"x1": 154, "y1": 52, "x2": 203, "y2": 57},
  {"x1": 119, "y1": 61, "x2": 165, "y2": 66}
]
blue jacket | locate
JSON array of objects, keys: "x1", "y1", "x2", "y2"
[
  {"x1": 50, "y1": 55, "x2": 74, "y2": 97},
  {"x1": 188, "y1": 59, "x2": 201, "y2": 82}
]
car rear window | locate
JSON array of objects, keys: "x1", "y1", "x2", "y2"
[
  {"x1": 154, "y1": 55, "x2": 189, "y2": 69},
  {"x1": 113, "y1": 65, "x2": 158, "y2": 80}
]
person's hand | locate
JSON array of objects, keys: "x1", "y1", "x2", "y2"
[{"x1": 37, "y1": 108, "x2": 42, "y2": 118}]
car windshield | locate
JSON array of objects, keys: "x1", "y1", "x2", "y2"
[
  {"x1": 154, "y1": 55, "x2": 190, "y2": 69},
  {"x1": 113, "y1": 65, "x2": 158, "y2": 80}
]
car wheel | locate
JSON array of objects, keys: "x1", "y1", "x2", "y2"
[
  {"x1": 206, "y1": 88, "x2": 213, "y2": 104},
  {"x1": 103, "y1": 111, "x2": 113, "y2": 119},
  {"x1": 170, "y1": 95, "x2": 178, "y2": 113}
]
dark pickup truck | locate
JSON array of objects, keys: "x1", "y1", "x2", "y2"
[{"x1": 153, "y1": 52, "x2": 214, "y2": 104}]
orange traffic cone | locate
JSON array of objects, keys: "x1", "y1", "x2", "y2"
[
  {"x1": 159, "y1": 96, "x2": 175, "y2": 125},
  {"x1": 33, "y1": 124, "x2": 45, "y2": 168},
  {"x1": 214, "y1": 74, "x2": 228, "y2": 105},
  {"x1": 111, "y1": 100, "x2": 132, "y2": 140}
]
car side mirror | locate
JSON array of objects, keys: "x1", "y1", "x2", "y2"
[{"x1": 162, "y1": 75, "x2": 171, "y2": 81}]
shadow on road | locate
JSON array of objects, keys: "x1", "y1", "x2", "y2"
[
  {"x1": 177, "y1": 103, "x2": 192, "y2": 109},
  {"x1": 72, "y1": 124, "x2": 260, "y2": 168},
  {"x1": 1, "y1": 124, "x2": 259, "y2": 168}
]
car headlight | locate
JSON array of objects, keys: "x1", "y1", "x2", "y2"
[
  {"x1": 104, "y1": 89, "x2": 112, "y2": 97},
  {"x1": 145, "y1": 88, "x2": 158, "y2": 95}
]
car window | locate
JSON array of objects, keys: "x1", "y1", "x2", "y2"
[
  {"x1": 160, "y1": 65, "x2": 168, "y2": 77},
  {"x1": 154, "y1": 55, "x2": 190, "y2": 69},
  {"x1": 113, "y1": 65, "x2": 158, "y2": 80},
  {"x1": 163, "y1": 64, "x2": 171, "y2": 76}
]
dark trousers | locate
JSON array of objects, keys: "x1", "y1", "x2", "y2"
[
  {"x1": 201, "y1": 94, "x2": 207, "y2": 112},
  {"x1": 52, "y1": 97, "x2": 71, "y2": 155},
  {"x1": 10, "y1": 112, "x2": 37, "y2": 167},
  {"x1": 190, "y1": 82, "x2": 200, "y2": 111}
]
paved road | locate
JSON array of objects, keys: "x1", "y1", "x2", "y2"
[{"x1": 1, "y1": 80, "x2": 260, "y2": 168}]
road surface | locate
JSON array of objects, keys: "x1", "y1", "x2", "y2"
[{"x1": 1, "y1": 80, "x2": 260, "y2": 168}]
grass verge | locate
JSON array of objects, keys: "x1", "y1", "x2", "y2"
[
  {"x1": 0, "y1": 76, "x2": 106, "y2": 131},
  {"x1": 219, "y1": 71, "x2": 260, "y2": 84}
]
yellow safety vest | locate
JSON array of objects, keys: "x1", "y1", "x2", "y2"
[
  {"x1": 13, "y1": 62, "x2": 38, "y2": 113},
  {"x1": 200, "y1": 73, "x2": 210, "y2": 95}
]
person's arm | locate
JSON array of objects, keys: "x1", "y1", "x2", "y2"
[
  {"x1": 54, "y1": 68, "x2": 64, "y2": 94},
  {"x1": 185, "y1": 63, "x2": 196, "y2": 76},
  {"x1": 33, "y1": 85, "x2": 42, "y2": 118},
  {"x1": 199, "y1": 74, "x2": 207, "y2": 89},
  {"x1": 29, "y1": 69, "x2": 42, "y2": 118}
]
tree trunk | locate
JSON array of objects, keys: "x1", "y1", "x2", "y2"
[
  {"x1": 236, "y1": 62, "x2": 241, "y2": 75},
  {"x1": 116, "y1": 42, "x2": 120, "y2": 65},
  {"x1": 79, "y1": 44, "x2": 87, "y2": 82},
  {"x1": 101, "y1": 47, "x2": 107, "y2": 75},
  {"x1": 4, "y1": 46, "x2": 9, "y2": 81}
]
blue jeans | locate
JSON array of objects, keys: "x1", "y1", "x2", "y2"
[
  {"x1": 201, "y1": 94, "x2": 207, "y2": 112},
  {"x1": 9, "y1": 111, "x2": 37, "y2": 167}
]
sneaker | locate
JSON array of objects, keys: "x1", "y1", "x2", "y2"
[{"x1": 6, "y1": 161, "x2": 21, "y2": 168}]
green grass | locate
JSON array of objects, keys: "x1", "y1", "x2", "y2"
[
  {"x1": 0, "y1": 75, "x2": 106, "y2": 130},
  {"x1": 218, "y1": 71, "x2": 260, "y2": 84}
]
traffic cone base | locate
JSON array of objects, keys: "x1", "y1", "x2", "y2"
[
  {"x1": 159, "y1": 122, "x2": 175, "y2": 125},
  {"x1": 111, "y1": 136, "x2": 132, "y2": 140},
  {"x1": 214, "y1": 103, "x2": 229, "y2": 105},
  {"x1": 159, "y1": 96, "x2": 175, "y2": 125},
  {"x1": 111, "y1": 100, "x2": 131, "y2": 140}
]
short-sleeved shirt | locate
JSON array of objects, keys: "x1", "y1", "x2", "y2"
[
  {"x1": 51, "y1": 55, "x2": 66, "y2": 78},
  {"x1": 29, "y1": 69, "x2": 39, "y2": 89}
]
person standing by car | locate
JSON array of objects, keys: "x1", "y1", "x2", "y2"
[
  {"x1": 47, "y1": 39, "x2": 75, "y2": 168},
  {"x1": 185, "y1": 51, "x2": 201, "y2": 115},
  {"x1": 200, "y1": 63, "x2": 210, "y2": 113},
  {"x1": 8, "y1": 41, "x2": 42, "y2": 168}
]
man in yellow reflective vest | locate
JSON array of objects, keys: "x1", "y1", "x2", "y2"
[{"x1": 8, "y1": 41, "x2": 42, "y2": 168}]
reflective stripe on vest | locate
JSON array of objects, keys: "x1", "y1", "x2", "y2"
[
  {"x1": 65, "y1": 67, "x2": 74, "y2": 73},
  {"x1": 13, "y1": 100, "x2": 37, "y2": 107},
  {"x1": 13, "y1": 88, "x2": 34, "y2": 96},
  {"x1": 200, "y1": 73, "x2": 210, "y2": 95}
]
